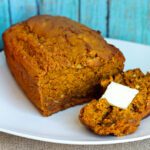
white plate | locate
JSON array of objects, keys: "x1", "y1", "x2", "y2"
[{"x1": 0, "y1": 39, "x2": 150, "y2": 145}]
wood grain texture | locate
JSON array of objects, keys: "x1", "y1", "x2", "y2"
[
  {"x1": 0, "y1": 0, "x2": 10, "y2": 50},
  {"x1": 1, "y1": 0, "x2": 150, "y2": 49},
  {"x1": 38, "y1": 0, "x2": 79, "y2": 21},
  {"x1": 9, "y1": 0, "x2": 37, "y2": 24},
  {"x1": 80, "y1": 0, "x2": 107, "y2": 36},
  {"x1": 109, "y1": 0, "x2": 150, "y2": 44}
]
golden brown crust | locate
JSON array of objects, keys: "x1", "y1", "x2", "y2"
[
  {"x1": 80, "y1": 69, "x2": 150, "y2": 136},
  {"x1": 3, "y1": 15, "x2": 125, "y2": 116}
]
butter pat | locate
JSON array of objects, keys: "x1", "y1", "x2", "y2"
[{"x1": 102, "y1": 82, "x2": 139, "y2": 109}]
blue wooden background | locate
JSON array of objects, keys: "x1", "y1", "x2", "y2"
[{"x1": 1, "y1": 0, "x2": 150, "y2": 50}]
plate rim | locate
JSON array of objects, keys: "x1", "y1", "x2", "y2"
[{"x1": 1, "y1": 128, "x2": 150, "y2": 145}]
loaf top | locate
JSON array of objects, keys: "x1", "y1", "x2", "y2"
[{"x1": 3, "y1": 15, "x2": 125, "y2": 73}]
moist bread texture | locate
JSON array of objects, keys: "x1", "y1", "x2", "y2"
[
  {"x1": 3, "y1": 15, "x2": 125, "y2": 116},
  {"x1": 80, "y1": 69, "x2": 150, "y2": 136}
]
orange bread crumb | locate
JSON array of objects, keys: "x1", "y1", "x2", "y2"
[{"x1": 80, "y1": 69, "x2": 150, "y2": 136}]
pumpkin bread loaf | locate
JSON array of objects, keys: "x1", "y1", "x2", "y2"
[{"x1": 3, "y1": 15, "x2": 125, "y2": 116}]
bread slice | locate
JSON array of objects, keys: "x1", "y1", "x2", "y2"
[
  {"x1": 3, "y1": 15, "x2": 125, "y2": 116},
  {"x1": 80, "y1": 69, "x2": 150, "y2": 136}
]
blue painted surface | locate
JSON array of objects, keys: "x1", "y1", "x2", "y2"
[
  {"x1": 0, "y1": 0, "x2": 10, "y2": 48},
  {"x1": 38, "y1": 0, "x2": 79, "y2": 21},
  {"x1": 9, "y1": 0, "x2": 37, "y2": 24},
  {"x1": 109, "y1": 0, "x2": 150, "y2": 45},
  {"x1": 80, "y1": 0, "x2": 107, "y2": 36},
  {"x1": 1, "y1": 0, "x2": 150, "y2": 50}
]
